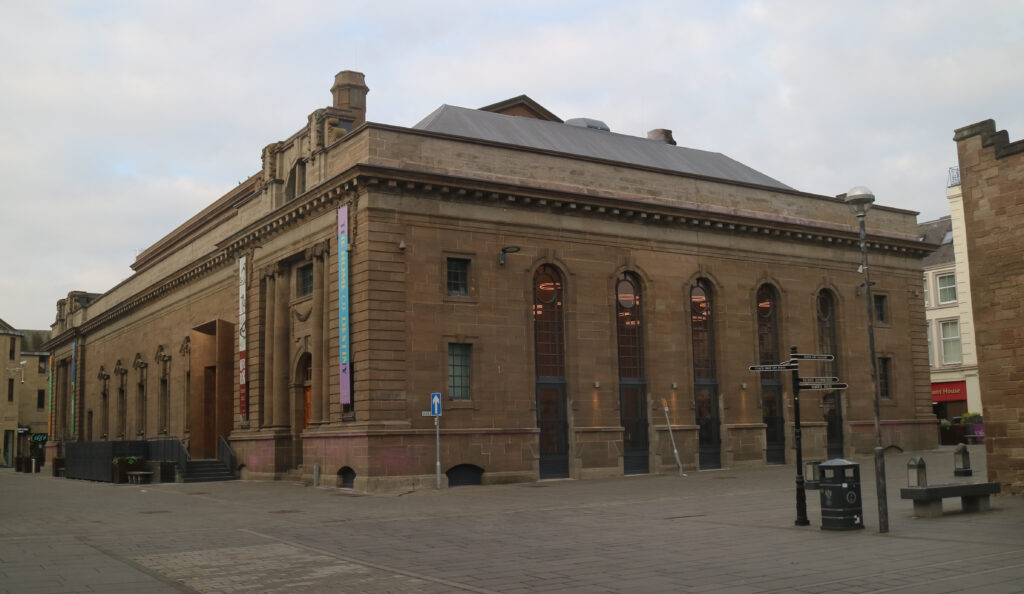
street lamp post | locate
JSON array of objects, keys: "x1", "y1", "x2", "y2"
[{"x1": 845, "y1": 185, "x2": 889, "y2": 534}]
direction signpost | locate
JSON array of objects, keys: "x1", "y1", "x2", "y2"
[
  {"x1": 422, "y1": 392, "x2": 443, "y2": 489},
  {"x1": 750, "y1": 347, "x2": 842, "y2": 527}
]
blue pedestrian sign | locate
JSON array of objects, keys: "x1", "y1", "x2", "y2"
[{"x1": 430, "y1": 392, "x2": 443, "y2": 416}]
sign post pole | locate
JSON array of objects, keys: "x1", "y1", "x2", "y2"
[{"x1": 790, "y1": 346, "x2": 810, "y2": 526}]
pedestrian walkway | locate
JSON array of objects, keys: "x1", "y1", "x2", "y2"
[{"x1": 1, "y1": 444, "x2": 1021, "y2": 593}]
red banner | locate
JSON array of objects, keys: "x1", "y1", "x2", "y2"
[{"x1": 931, "y1": 381, "x2": 966, "y2": 402}]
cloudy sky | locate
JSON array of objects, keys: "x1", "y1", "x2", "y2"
[{"x1": 1, "y1": 1, "x2": 1021, "y2": 330}]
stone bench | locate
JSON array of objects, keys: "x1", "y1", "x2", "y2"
[
  {"x1": 126, "y1": 471, "x2": 154, "y2": 485},
  {"x1": 900, "y1": 482, "x2": 1000, "y2": 517}
]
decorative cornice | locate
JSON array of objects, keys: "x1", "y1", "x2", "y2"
[{"x1": 46, "y1": 159, "x2": 933, "y2": 346}]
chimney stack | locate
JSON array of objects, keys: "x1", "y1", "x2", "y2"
[
  {"x1": 647, "y1": 128, "x2": 677, "y2": 145},
  {"x1": 331, "y1": 70, "x2": 369, "y2": 126}
]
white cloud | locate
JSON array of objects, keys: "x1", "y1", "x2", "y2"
[{"x1": 1, "y1": 0, "x2": 1022, "y2": 328}]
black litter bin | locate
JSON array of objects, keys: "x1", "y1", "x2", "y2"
[{"x1": 819, "y1": 458, "x2": 864, "y2": 531}]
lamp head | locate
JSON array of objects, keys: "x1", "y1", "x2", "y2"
[
  {"x1": 498, "y1": 246, "x2": 521, "y2": 266},
  {"x1": 845, "y1": 185, "x2": 875, "y2": 217}
]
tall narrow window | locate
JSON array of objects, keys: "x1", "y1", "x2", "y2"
[
  {"x1": 940, "y1": 320, "x2": 962, "y2": 364},
  {"x1": 691, "y1": 278, "x2": 720, "y2": 469},
  {"x1": 8, "y1": 337, "x2": 14, "y2": 360},
  {"x1": 533, "y1": 264, "x2": 568, "y2": 478},
  {"x1": 757, "y1": 284, "x2": 785, "y2": 464},
  {"x1": 873, "y1": 294, "x2": 888, "y2": 324},
  {"x1": 534, "y1": 265, "x2": 566, "y2": 379},
  {"x1": 448, "y1": 343, "x2": 471, "y2": 400},
  {"x1": 116, "y1": 364, "x2": 127, "y2": 439},
  {"x1": 617, "y1": 272, "x2": 648, "y2": 474},
  {"x1": 6, "y1": 378, "x2": 12, "y2": 402},
  {"x1": 937, "y1": 274, "x2": 957, "y2": 303},
  {"x1": 926, "y1": 323, "x2": 934, "y2": 366},
  {"x1": 134, "y1": 356, "x2": 147, "y2": 437},
  {"x1": 817, "y1": 289, "x2": 843, "y2": 458},
  {"x1": 877, "y1": 357, "x2": 892, "y2": 399},
  {"x1": 297, "y1": 263, "x2": 314, "y2": 297},
  {"x1": 37, "y1": 389, "x2": 45, "y2": 409},
  {"x1": 447, "y1": 258, "x2": 469, "y2": 297}
]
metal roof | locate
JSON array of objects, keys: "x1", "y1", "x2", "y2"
[{"x1": 414, "y1": 104, "x2": 793, "y2": 191}]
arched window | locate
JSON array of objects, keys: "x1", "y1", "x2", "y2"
[
  {"x1": 617, "y1": 272, "x2": 648, "y2": 474},
  {"x1": 817, "y1": 289, "x2": 843, "y2": 458},
  {"x1": 691, "y1": 279, "x2": 717, "y2": 381},
  {"x1": 691, "y1": 278, "x2": 721, "y2": 469},
  {"x1": 533, "y1": 264, "x2": 568, "y2": 478},
  {"x1": 757, "y1": 284, "x2": 785, "y2": 464},
  {"x1": 533, "y1": 265, "x2": 565, "y2": 379}
]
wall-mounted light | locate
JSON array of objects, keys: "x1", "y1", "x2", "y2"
[
  {"x1": 399, "y1": 240, "x2": 406, "y2": 251},
  {"x1": 671, "y1": 381, "x2": 678, "y2": 390},
  {"x1": 499, "y1": 246, "x2": 521, "y2": 266},
  {"x1": 593, "y1": 380, "x2": 600, "y2": 388}
]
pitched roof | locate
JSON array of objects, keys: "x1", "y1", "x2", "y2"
[
  {"x1": 413, "y1": 104, "x2": 793, "y2": 191},
  {"x1": 918, "y1": 216, "x2": 954, "y2": 267}
]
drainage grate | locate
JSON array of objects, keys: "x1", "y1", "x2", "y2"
[{"x1": 268, "y1": 509, "x2": 303, "y2": 514}]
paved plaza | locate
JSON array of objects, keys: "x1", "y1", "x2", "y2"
[{"x1": 1, "y1": 444, "x2": 1022, "y2": 593}]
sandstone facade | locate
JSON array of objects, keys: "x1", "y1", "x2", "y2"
[
  {"x1": 953, "y1": 120, "x2": 1024, "y2": 493},
  {"x1": 44, "y1": 71, "x2": 937, "y2": 491}
]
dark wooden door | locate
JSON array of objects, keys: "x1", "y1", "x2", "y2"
[
  {"x1": 620, "y1": 384, "x2": 649, "y2": 474},
  {"x1": 537, "y1": 382, "x2": 569, "y2": 478}
]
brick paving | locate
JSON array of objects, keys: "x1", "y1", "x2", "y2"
[{"x1": 2, "y1": 444, "x2": 1022, "y2": 593}]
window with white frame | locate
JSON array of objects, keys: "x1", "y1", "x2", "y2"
[
  {"x1": 940, "y1": 320, "x2": 962, "y2": 364},
  {"x1": 937, "y1": 274, "x2": 957, "y2": 304},
  {"x1": 923, "y1": 277, "x2": 929, "y2": 307}
]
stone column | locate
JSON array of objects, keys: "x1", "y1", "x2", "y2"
[
  {"x1": 263, "y1": 271, "x2": 276, "y2": 428},
  {"x1": 310, "y1": 244, "x2": 325, "y2": 425},
  {"x1": 272, "y1": 263, "x2": 290, "y2": 428}
]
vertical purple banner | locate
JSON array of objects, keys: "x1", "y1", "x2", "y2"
[{"x1": 338, "y1": 205, "x2": 351, "y2": 405}]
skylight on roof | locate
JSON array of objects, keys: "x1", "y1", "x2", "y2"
[{"x1": 942, "y1": 230, "x2": 953, "y2": 245}]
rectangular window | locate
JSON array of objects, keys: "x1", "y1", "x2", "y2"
[
  {"x1": 923, "y1": 278, "x2": 929, "y2": 307},
  {"x1": 37, "y1": 389, "x2": 45, "y2": 409},
  {"x1": 873, "y1": 294, "x2": 888, "y2": 323},
  {"x1": 940, "y1": 320, "x2": 962, "y2": 364},
  {"x1": 448, "y1": 343, "x2": 471, "y2": 400},
  {"x1": 938, "y1": 274, "x2": 957, "y2": 304},
  {"x1": 297, "y1": 263, "x2": 314, "y2": 297},
  {"x1": 877, "y1": 357, "x2": 892, "y2": 399},
  {"x1": 8, "y1": 337, "x2": 14, "y2": 360},
  {"x1": 7, "y1": 378, "x2": 12, "y2": 402},
  {"x1": 38, "y1": 355, "x2": 48, "y2": 374},
  {"x1": 446, "y1": 258, "x2": 469, "y2": 296}
]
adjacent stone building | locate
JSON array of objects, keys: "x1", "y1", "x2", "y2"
[
  {"x1": 953, "y1": 120, "x2": 1024, "y2": 493},
  {"x1": 918, "y1": 178, "x2": 982, "y2": 422},
  {"x1": 43, "y1": 70, "x2": 937, "y2": 491},
  {"x1": 1, "y1": 318, "x2": 50, "y2": 467}
]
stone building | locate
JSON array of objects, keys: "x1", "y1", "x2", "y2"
[
  {"x1": 918, "y1": 183, "x2": 982, "y2": 422},
  {"x1": 1, "y1": 318, "x2": 50, "y2": 466},
  {"x1": 953, "y1": 120, "x2": 1024, "y2": 493},
  {"x1": 44, "y1": 70, "x2": 936, "y2": 491}
]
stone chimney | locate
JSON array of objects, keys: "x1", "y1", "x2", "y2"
[
  {"x1": 647, "y1": 128, "x2": 677, "y2": 145},
  {"x1": 330, "y1": 70, "x2": 369, "y2": 126}
]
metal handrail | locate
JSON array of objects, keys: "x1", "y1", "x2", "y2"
[
  {"x1": 218, "y1": 435, "x2": 237, "y2": 475},
  {"x1": 947, "y1": 166, "x2": 961, "y2": 188}
]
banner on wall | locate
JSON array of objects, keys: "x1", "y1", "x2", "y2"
[
  {"x1": 239, "y1": 254, "x2": 248, "y2": 419},
  {"x1": 338, "y1": 205, "x2": 351, "y2": 405}
]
